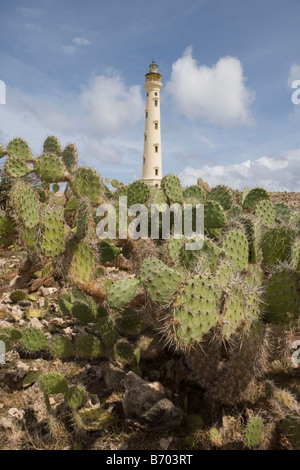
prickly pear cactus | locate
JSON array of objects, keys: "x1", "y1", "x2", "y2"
[
  {"x1": 62, "y1": 143, "x2": 78, "y2": 172},
  {"x1": 70, "y1": 167, "x2": 103, "y2": 204},
  {"x1": 254, "y1": 199, "x2": 275, "y2": 228},
  {"x1": 7, "y1": 137, "x2": 33, "y2": 161},
  {"x1": 204, "y1": 200, "x2": 227, "y2": 229},
  {"x1": 75, "y1": 335, "x2": 104, "y2": 359},
  {"x1": 41, "y1": 206, "x2": 65, "y2": 257},
  {"x1": 242, "y1": 187, "x2": 269, "y2": 211},
  {"x1": 4, "y1": 156, "x2": 32, "y2": 178},
  {"x1": 39, "y1": 372, "x2": 68, "y2": 394},
  {"x1": 261, "y1": 226, "x2": 295, "y2": 269},
  {"x1": 107, "y1": 279, "x2": 140, "y2": 309},
  {"x1": 43, "y1": 136, "x2": 62, "y2": 156},
  {"x1": 71, "y1": 298, "x2": 98, "y2": 324},
  {"x1": 245, "y1": 416, "x2": 264, "y2": 447},
  {"x1": 127, "y1": 180, "x2": 150, "y2": 206},
  {"x1": 0, "y1": 143, "x2": 7, "y2": 158},
  {"x1": 162, "y1": 273, "x2": 219, "y2": 350},
  {"x1": 161, "y1": 174, "x2": 183, "y2": 204},
  {"x1": 208, "y1": 185, "x2": 233, "y2": 210},
  {"x1": 35, "y1": 154, "x2": 68, "y2": 183},
  {"x1": 10, "y1": 181, "x2": 40, "y2": 229},
  {"x1": 183, "y1": 185, "x2": 206, "y2": 202},
  {"x1": 65, "y1": 386, "x2": 86, "y2": 410},
  {"x1": 20, "y1": 327, "x2": 48, "y2": 352},
  {"x1": 143, "y1": 266, "x2": 184, "y2": 303},
  {"x1": 263, "y1": 267, "x2": 300, "y2": 324},
  {"x1": 222, "y1": 229, "x2": 249, "y2": 271},
  {"x1": 50, "y1": 336, "x2": 74, "y2": 358},
  {"x1": 275, "y1": 202, "x2": 291, "y2": 224}
]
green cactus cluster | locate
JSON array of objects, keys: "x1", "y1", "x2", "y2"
[{"x1": 1, "y1": 135, "x2": 300, "y2": 445}]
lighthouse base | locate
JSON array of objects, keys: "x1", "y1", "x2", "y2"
[{"x1": 142, "y1": 178, "x2": 161, "y2": 188}]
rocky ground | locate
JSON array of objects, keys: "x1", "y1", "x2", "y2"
[{"x1": 0, "y1": 192, "x2": 299, "y2": 451}]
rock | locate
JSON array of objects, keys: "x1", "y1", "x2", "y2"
[
  {"x1": 159, "y1": 437, "x2": 173, "y2": 450},
  {"x1": 121, "y1": 371, "x2": 185, "y2": 430},
  {"x1": 18, "y1": 301, "x2": 32, "y2": 310},
  {"x1": 29, "y1": 279, "x2": 44, "y2": 292},
  {"x1": 10, "y1": 305, "x2": 23, "y2": 321},
  {"x1": 8, "y1": 408, "x2": 25, "y2": 421},
  {"x1": 0, "y1": 320, "x2": 13, "y2": 329},
  {"x1": 48, "y1": 317, "x2": 66, "y2": 327},
  {"x1": 43, "y1": 277, "x2": 57, "y2": 287},
  {"x1": 9, "y1": 276, "x2": 19, "y2": 288},
  {"x1": 62, "y1": 327, "x2": 73, "y2": 339},
  {"x1": 13, "y1": 361, "x2": 29, "y2": 382},
  {"x1": 143, "y1": 399, "x2": 185, "y2": 430},
  {"x1": 37, "y1": 298, "x2": 45, "y2": 308},
  {"x1": 39, "y1": 287, "x2": 57, "y2": 297},
  {"x1": 28, "y1": 317, "x2": 43, "y2": 329},
  {"x1": 5, "y1": 350, "x2": 19, "y2": 362},
  {"x1": 103, "y1": 363, "x2": 126, "y2": 392},
  {"x1": 1, "y1": 293, "x2": 11, "y2": 304}
]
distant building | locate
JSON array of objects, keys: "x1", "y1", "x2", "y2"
[{"x1": 142, "y1": 61, "x2": 162, "y2": 187}]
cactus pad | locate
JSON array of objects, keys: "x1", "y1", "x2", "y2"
[
  {"x1": 35, "y1": 154, "x2": 68, "y2": 183},
  {"x1": 164, "y1": 273, "x2": 219, "y2": 350},
  {"x1": 41, "y1": 206, "x2": 65, "y2": 257},
  {"x1": 107, "y1": 279, "x2": 140, "y2": 309},
  {"x1": 21, "y1": 327, "x2": 48, "y2": 352},
  {"x1": 43, "y1": 136, "x2": 62, "y2": 156},
  {"x1": 127, "y1": 180, "x2": 150, "y2": 206},
  {"x1": 39, "y1": 372, "x2": 68, "y2": 394},
  {"x1": 222, "y1": 229, "x2": 249, "y2": 271},
  {"x1": 5, "y1": 156, "x2": 32, "y2": 178},
  {"x1": 263, "y1": 268, "x2": 300, "y2": 324},
  {"x1": 7, "y1": 138, "x2": 33, "y2": 161},
  {"x1": 261, "y1": 226, "x2": 295, "y2": 269},
  {"x1": 208, "y1": 185, "x2": 233, "y2": 210},
  {"x1": 245, "y1": 416, "x2": 264, "y2": 447},
  {"x1": 62, "y1": 143, "x2": 78, "y2": 171},
  {"x1": 75, "y1": 335, "x2": 104, "y2": 359},
  {"x1": 65, "y1": 386, "x2": 86, "y2": 410},
  {"x1": 50, "y1": 336, "x2": 74, "y2": 358},
  {"x1": 204, "y1": 200, "x2": 227, "y2": 229},
  {"x1": 161, "y1": 174, "x2": 183, "y2": 203},
  {"x1": 70, "y1": 167, "x2": 103, "y2": 204},
  {"x1": 254, "y1": 199, "x2": 275, "y2": 228},
  {"x1": 144, "y1": 266, "x2": 184, "y2": 303},
  {"x1": 242, "y1": 187, "x2": 269, "y2": 210},
  {"x1": 183, "y1": 185, "x2": 206, "y2": 202}
]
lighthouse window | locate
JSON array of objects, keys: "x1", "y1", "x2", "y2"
[
  {"x1": 155, "y1": 146, "x2": 158, "y2": 152},
  {"x1": 154, "y1": 100, "x2": 158, "y2": 106},
  {"x1": 155, "y1": 92, "x2": 158, "y2": 96},
  {"x1": 145, "y1": 134, "x2": 147, "y2": 141},
  {"x1": 147, "y1": 93, "x2": 149, "y2": 96},
  {"x1": 155, "y1": 168, "x2": 158, "y2": 176},
  {"x1": 146, "y1": 111, "x2": 148, "y2": 118},
  {"x1": 154, "y1": 122, "x2": 158, "y2": 129},
  {"x1": 144, "y1": 157, "x2": 146, "y2": 164}
]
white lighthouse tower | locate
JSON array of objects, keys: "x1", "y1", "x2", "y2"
[{"x1": 142, "y1": 60, "x2": 163, "y2": 187}]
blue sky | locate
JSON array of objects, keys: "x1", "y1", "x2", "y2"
[{"x1": 0, "y1": 0, "x2": 300, "y2": 190}]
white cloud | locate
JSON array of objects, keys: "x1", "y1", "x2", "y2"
[
  {"x1": 0, "y1": 71, "x2": 144, "y2": 168},
  {"x1": 178, "y1": 149, "x2": 300, "y2": 191},
  {"x1": 288, "y1": 63, "x2": 300, "y2": 87},
  {"x1": 73, "y1": 37, "x2": 91, "y2": 46},
  {"x1": 166, "y1": 47, "x2": 255, "y2": 128},
  {"x1": 78, "y1": 73, "x2": 144, "y2": 136},
  {"x1": 62, "y1": 45, "x2": 76, "y2": 54}
]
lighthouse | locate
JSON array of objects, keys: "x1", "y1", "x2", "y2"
[{"x1": 142, "y1": 60, "x2": 162, "y2": 187}]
